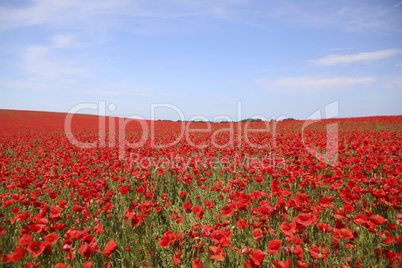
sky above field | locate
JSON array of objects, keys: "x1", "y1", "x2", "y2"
[{"x1": 1, "y1": 0, "x2": 402, "y2": 121}]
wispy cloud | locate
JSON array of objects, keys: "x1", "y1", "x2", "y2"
[
  {"x1": 380, "y1": 74, "x2": 402, "y2": 90},
  {"x1": 311, "y1": 49, "x2": 402, "y2": 66},
  {"x1": 1, "y1": 0, "x2": 401, "y2": 35},
  {"x1": 21, "y1": 33, "x2": 87, "y2": 81},
  {"x1": 255, "y1": 75, "x2": 375, "y2": 93},
  {"x1": 79, "y1": 89, "x2": 152, "y2": 97},
  {"x1": 50, "y1": 33, "x2": 76, "y2": 48},
  {"x1": 0, "y1": 0, "x2": 244, "y2": 34},
  {"x1": 216, "y1": 95, "x2": 238, "y2": 102},
  {"x1": 22, "y1": 45, "x2": 86, "y2": 80},
  {"x1": 393, "y1": 2, "x2": 402, "y2": 8}
]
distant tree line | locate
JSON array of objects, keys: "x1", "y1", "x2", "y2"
[{"x1": 165, "y1": 117, "x2": 297, "y2": 123}]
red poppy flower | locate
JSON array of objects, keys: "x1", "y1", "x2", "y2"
[
  {"x1": 308, "y1": 245, "x2": 331, "y2": 259},
  {"x1": 370, "y1": 215, "x2": 387, "y2": 225},
  {"x1": 291, "y1": 244, "x2": 303, "y2": 259},
  {"x1": 237, "y1": 219, "x2": 246, "y2": 230},
  {"x1": 44, "y1": 233, "x2": 59, "y2": 244},
  {"x1": 18, "y1": 233, "x2": 33, "y2": 246},
  {"x1": 294, "y1": 213, "x2": 315, "y2": 226},
  {"x1": 83, "y1": 261, "x2": 93, "y2": 268},
  {"x1": 181, "y1": 201, "x2": 193, "y2": 213},
  {"x1": 252, "y1": 228, "x2": 263, "y2": 241},
  {"x1": 220, "y1": 206, "x2": 234, "y2": 217},
  {"x1": 204, "y1": 200, "x2": 214, "y2": 210},
  {"x1": 316, "y1": 223, "x2": 334, "y2": 233},
  {"x1": 101, "y1": 239, "x2": 118, "y2": 258},
  {"x1": 172, "y1": 250, "x2": 182, "y2": 264},
  {"x1": 192, "y1": 258, "x2": 203, "y2": 268},
  {"x1": 27, "y1": 241, "x2": 47, "y2": 257},
  {"x1": 79, "y1": 240, "x2": 98, "y2": 258},
  {"x1": 50, "y1": 209, "x2": 62, "y2": 221},
  {"x1": 72, "y1": 205, "x2": 84, "y2": 212},
  {"x1": 250, "y1": 249, "x2": 267, "y2": 265},
  {"x1": 192, "y1": 205, "x2": 205, "y2": 219},
  {"x1": 10, "y1": 246, "x2": 25, "y2": 262},
  {"x1": 119, "y1": 186, "x2": 129, "y2": 194},
  {"x1": 341, "y1": 204, "x2": 354, "y2": 214},
  {"x1": 11, "y1": 212, "x2": 30, "y2": 223},
  {"x1": 25, "y1": 262, "x2": 40, "y2": 268},
  {"x1": 280, "y1": 222, "x2": 297, "y2": 235},
  {"x1": 295, "y1": 260, "x2": 310, "y2": 268},
  {"x1": 209, "y1": 245, "x2": 225, "y2": 261},
  {"x1": 158, "y1": 231, "x2": 177, "y2": 248},
  {"x1": 268, "y1": 240, "x2": 282, "y2": 254},
  {"x1": 53, "y1": 264, "x2": 67, "y2": 268},
  {"x1": 379, "y1": 231, "x2": 396, "y2": 244},
  {"x1": 210, "y1": 229, "x2": 231, "y2": 247},
  {"x1": 353, "y1": 214, "x2": 368, "y2": 226},
  {"x1": 272, "y1": 259, "x2": 291, "y2": 268}
]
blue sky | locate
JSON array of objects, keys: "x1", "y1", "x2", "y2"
[{"x1": 1, "y1": 0, "x2": 401, "y2": 121}]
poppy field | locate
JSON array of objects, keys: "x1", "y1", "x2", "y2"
[{"x1": 0, "y1": 109, "x2": 401, "y2": 267}]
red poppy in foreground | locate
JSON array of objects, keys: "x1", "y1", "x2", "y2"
[
  {"x1": 370, "y1": 215, "x2": 387, "y2": 225},
  {"x1": 268, "y1": 240, "x2": 282, "y2": 254},
  {"x1": 294, "y1": 213, "x2": 315, "y2": 226},
  {"x1": 101, "y1": 239, "x2": 118, "y2": 258},
  {"x1": 209, "y1": 245, "x2": 226, "y2": 261},
  {"x1": 250, "y1": 249, "x2": 267, "y2": 265},
  {"x1": 10, "y1": 246, "x2": 25, "y2": 262},
  {"x1": 44, "y1": 233, "x2": 59, "y2": 244},
  {"x1": 158, "y1": 231, "x2": 177, "y2": 248},
  {"x1": 192, "y1": 258, "x2": 203, "y2": 268},
  {"x1": 252, "y1": 228, "x2": 263, "y2": 241},
  {"x1": 27, "y1": 241, "x2": 47, "y2": 257},
  {"x1": 237, "y1": 219, "x2": 246, "y2": 230},
  {"x1": 280, "y1": 222, "x2": 297, "y2": 235},
  {"x1": 272, "y1": 259, "x2": 291, "y2": 268},
  {"x1": 220, "y1": 206, "x2": 234, "y2": 217}
]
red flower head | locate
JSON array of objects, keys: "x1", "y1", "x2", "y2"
[
  {"x1": 252, "y1": 228, "x2": 264, "y2": 241},
  {"x1": 44, "y1": 233, "x2": 59, "y2": 244},
  {"x1": 316, "y1": 223, "x2": 334, "y2": 233},
  {"x1": 220, "y1": 206, "x2": 234, "y2": 217},
  {"x1": 192, "y1": 258, "x2": 203, "y2": 268},
  {"x1": 158, "y1": 231, "x2": 177, "y2": 248},
  {"x1": 237, "y1": 219, "x2": 246, "y2": 230},
  {"x1": 27, "y1": 241, "x2": 47, "y2": 257},
  {"x1": 10, "y1": 246, "x2": 25, "y2": 262},
  {"x1": 209, "y1": 245, "x2": 226, "y2": 261},
  {"x1": 280, "y1": 222, "x2": 297, "y2": 235},
  {"x1": 250, "y1": 249, "x2": 267, "y2": 265},
  {"x1": 101, "y1": 239, "x2": 118, "y2": 258},
  {"x1": 272, "y1": 259, "x2": 291, "y2": 268},
  {"x1": 119, "y1": 186, "x2": 129, "y2": 194},
  {"x1": 370, "y1": 215, "x2": 387, "y2": 225},
  {"x1": 294, "y1": 213, "x2": 316, "y2": 226},
  {"x1": 268, "y1": 240, "x2": 282, "y2": 255}
]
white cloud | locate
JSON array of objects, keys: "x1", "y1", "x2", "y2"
[
  {"x1": 311, "y1": 49, "x2": 402, "y2": 66},
  {"x1": 22, "y1": 44, "x2": 86, "y2": 80},
  {"x1": 1, "y1": 0, "x2": 400, "y2": 35},
  {"x1": 0, "y1": 0, "x2": 245, "y2": 33},
  {"x1": 255, "y1": 76, "x2": 375, "y2": 93},
  {"x1": 216, "y1": 95, "x2": 238, "y2": 102},
  {"x1": 393, "y1": 2, "x2": 402, "y2": 8},
  {"x1": 79, "y1": 89, "x2": 152, "y2": 97},
  {"x1": 0, "y1": 0, "x2": 128, "y2": 31},
  {"x1": 380, "y1": 74, "x2": 402, "y2": 90},
  {"x1": 50, "y1": 33, "x2": 75, "y2": 48}
]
